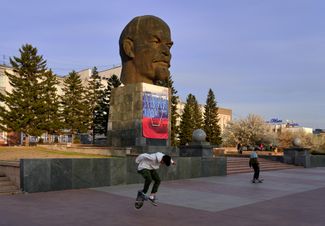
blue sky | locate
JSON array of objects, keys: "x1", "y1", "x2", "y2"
[{"x1": 1, "y1": 0, "x2": 324, "y2": 129}]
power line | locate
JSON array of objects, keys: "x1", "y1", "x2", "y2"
[
  {"x1": 1, "y1": 54, "x2": 10, "y2": 65},
  {"x1": 0, "y1": 53, "x2": 120, "y2": 71}
]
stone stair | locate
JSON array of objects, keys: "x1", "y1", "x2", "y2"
[
  {"x1": 227, "y1": 157, "x2": 298, "y2": 175},
  {"x1": 0, "y1": 172, "x2": 21, "y2": 195}
]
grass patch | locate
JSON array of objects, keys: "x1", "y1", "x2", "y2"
[
  {"x1": 0, "y1": 146, "x2": 110, "y2": 161},
  {"x1": 311, "y1": 150, "x2": 325, "y2": 155}
]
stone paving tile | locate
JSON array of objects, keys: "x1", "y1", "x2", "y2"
[
  {"x1": 92, "y1": 167, "x2": 325, "y2": 213},
  {"x1": 216, "y1": 187, "x2": 325, "y2": 226},
  {"x1": 0, "y1": 167, "x2": 324, "y2": 226}
]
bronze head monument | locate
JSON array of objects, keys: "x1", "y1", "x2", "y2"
[{"x1": 119, "y1": 15, "x2": 173, "y2": 85}]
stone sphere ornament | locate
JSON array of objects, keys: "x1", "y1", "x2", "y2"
[
  {"x1": 293, "y1": 137, "x2": 302, "y2": 147},
  {"x1": 192, "y1": 129, "x2": 207, "y2": 142}
]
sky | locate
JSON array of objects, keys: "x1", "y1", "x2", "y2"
[{"x1": 1, "y1": 0, "x2": 324, "y2": 129}]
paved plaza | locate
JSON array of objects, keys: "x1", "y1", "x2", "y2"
[{"x1": 1, "y1": 167, "x2": 325, "y2": 226}]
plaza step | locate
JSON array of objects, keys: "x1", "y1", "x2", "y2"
[
  {"x1": 227, "y1": 157, "x2": 298, "y2": 175},
  {"x1": 0, "y1": 174, "x2": 21, "y2": 195}
]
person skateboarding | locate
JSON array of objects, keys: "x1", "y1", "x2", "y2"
[
  {"x1": 135, "y1": 152, "x2": 175, "y2": 208},
  {"x1": 249, "y1": 148, "x2": 263, "y2": 183}
]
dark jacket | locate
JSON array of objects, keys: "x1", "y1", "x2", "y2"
[{"x1": 249, "y1": 158, "x2": 259, "y2": 167}]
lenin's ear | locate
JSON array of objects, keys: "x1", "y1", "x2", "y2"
[{"x1": 123, "y1": 38, "x2": 135, "y2": 58}]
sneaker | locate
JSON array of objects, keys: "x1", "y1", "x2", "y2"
[
  {"x1": 252, "y1": 179, "x2": 256, "y2": 183},
  {"x1": 148, "y1": 196, "x2": 158, "y2": 206},
  {"x1": 137, "y1": 191, "x2": 148, "y2": 200}
]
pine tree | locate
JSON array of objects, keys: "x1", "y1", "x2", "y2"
[
  {"x1": 155, "y1": 74, "x2": 179, "y2": 146},
  {"x1": 0, "y1": 44, "x2": 49, "y2": 143},
  {"x1": 193, "y1": 96, "x2": 204, "y2": 130},
  {"x1": 204, "y1": 89, "x2": 222, "y2": 145},
  {"x1": 96, "y1": 74, "x2": 121, "y2": 136},
  {"x1": 61, "y1": 70, "x2": 88, "y2": 141},
  {"x1": 37, "y1": 69, "x2": 61, "y2": 141},
  {"x1": 179, "y1": 94, "x2": 203, "y2": 145},
  {"x1": 85, "y1": 67, "x2": 104, "y2": 143}
]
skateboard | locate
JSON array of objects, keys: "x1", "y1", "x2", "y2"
[
  {"x1": 252, "y1": 179, "x2": 264, "y2": 183},
  {"x1": 135, "y1": 191, "x2": 146, "y2": 209}
]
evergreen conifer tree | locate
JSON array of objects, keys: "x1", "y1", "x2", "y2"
[
  {"x1": 61, "y1": 70, "x2": 88, "y2": 141},
  {"x1": 96, "y1": 74, "x2": 121, "y2": 136},
  {"x1": 204, "y1": 89, "x2": 222, "y2": 145},
  {"x1": 155, "y1": 74, "x2": 179, "y2": 146},
  {"x1": 85, "y1": 67, "x2": 104, "y2": 143},
  {"x1": 179, "y1": 94, "x2": 203, "y2": 145},
  {"x1": 193, "y1": 96, "x2": 204, "y2": 130},
  {"x1": 37, "y1": 69, "x2": 61, "y2": 141},
  {"x1": 0, "y1": 44, "x2": 51, "y2": 143}
]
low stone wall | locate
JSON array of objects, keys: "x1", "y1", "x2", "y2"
[
  {"x1": 259, "y1": 155, "x2": 284, "y2": 162},
  {"x1": 284, "y1": 148, "x2": 325, "y2": 168},
  {"x1": 0, "y1": 161, "x2": 20, "y2": 188},
  {"x1": 310, "y1": 155, "x2": 325, "y2": 167},
  {"x1": 20, "y1": 156, "x2": 226, "y2": 193},
  {"x1": 283, "y1": 148, "x2": 311, "y2": 167}
]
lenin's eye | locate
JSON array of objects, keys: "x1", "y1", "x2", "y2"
[
  {"x1": 166, "y1": 42, "x2": 173, "y2": 49},
  {"x1": 152, "y1": 37, "x2": 161, "y2": 44}
]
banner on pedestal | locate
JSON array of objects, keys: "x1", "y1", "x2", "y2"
[{"x1": 142, "y1": 88, "x2": 169, "y2": 139}]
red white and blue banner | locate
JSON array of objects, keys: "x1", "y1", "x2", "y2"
[{"x1": 142, "y1": 88, "x2": 169, "y2": 139}]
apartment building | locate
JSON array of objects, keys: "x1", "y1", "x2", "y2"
[
  {"x1": 0, "y1": 64, "x2": 16, "y2": 144},
  {"x1": 266, "y1": 118, "x2": 313, "y2": 134},
  {"x1": 176, "y1": 101, "x2": 232, "y2": 133}
]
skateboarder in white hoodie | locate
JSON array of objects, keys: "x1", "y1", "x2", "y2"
[{"x1": 136, "y1": 152, "x2": 175, "y2": 205}]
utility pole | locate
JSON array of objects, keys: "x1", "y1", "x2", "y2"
[{"x1": 2, "y1": 55, "x2": 6, "y2": 65}]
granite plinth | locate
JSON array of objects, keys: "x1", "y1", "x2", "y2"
[
  {"x1": 310, "y1": 155, "x2": 325, "y2": 167},
  {"x1": 21, "y1": 158, "x2": 113, "y2": 193},
  {"x1": 284, "y1": 148, "x2": 311, "y2": 167},
  {"x1": 179, "y1": 142, "x2": 213, "y2": 157},
  {"x1": 107, "y1": 83, "x2": 171, "y2": 150},
  {"x1": 20, "y1": 159, "x2": 51, "y2": 193}
]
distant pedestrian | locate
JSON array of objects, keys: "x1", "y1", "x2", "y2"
[
  {"x1": 237, "y1": 143, "x2": 242, "y2": 154},
  {"x1": 259, "y1": 143, "x2": 264, "y2": 151},
  {"x1": 249, "y1": 148, "x2": 263, "y2": 183},
  {"x1": 135, "y1": 152, "x2": 175, "y2": 206}
]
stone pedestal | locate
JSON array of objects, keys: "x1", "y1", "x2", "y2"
[
  {"x1": 107, "y1": 83, "x2": 171, "y2": 154},
  {"x1": 179, "y1": 141, "x2": 213, "y2": 157},
  {"x1": 284, "y1": 148, "x2": 311, "y2": 167}
]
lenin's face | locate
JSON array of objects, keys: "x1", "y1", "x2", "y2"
[{"x1": 133, "y1": 19, "x2": 173, "y2": 83}]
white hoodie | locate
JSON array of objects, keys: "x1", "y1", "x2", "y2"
[{"x1": 135, "y1": 152, "x2": 165, "y2": 170}]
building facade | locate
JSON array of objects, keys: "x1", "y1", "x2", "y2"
[
  {"x1": 266, "y1": 118, "x2": 313, "y2": 134},
  {"x1": 176, "y1": 101, "x2": 232, "y2": 133}
]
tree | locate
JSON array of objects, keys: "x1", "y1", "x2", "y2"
[
  {"x1": 222, "y1": 114, "x2": 275, "y2": 147},
  {"x1": 277, "y1": 130, "x2": 313, "y2": 149},
  {"x1": 192, "y1": 95, "x2": 204, "y2": 130},
  {"x1": 37, "y1": 69, "x2": 61, "y2": 141},
  {"x1": 0, "y1": 44, "x2": 50, "y2": 143},
  {"x1": 179, "y1": 94, "x2": 203, "y2": 145},
  {"x1": 61, "y1": 70, "x2": 88, "y2": 141},
  {"x1": 155, "y1": 74, "x2": 179, "y2": 146},
  {"x1": 204, "y1": 89, "x2": 222, "y2": 145},
  {"x1": 95, "y1": 74, "x2": 121, "y2": 137},
  {"x1": 85, "y1": 67, "x2": 104, "y2": 143}
]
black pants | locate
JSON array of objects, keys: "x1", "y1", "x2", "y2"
[
  {"x1": 138, "y1": 169, "x2": 161, "y2": 194},
  {"x1": 252, "y1": 163, "x2": 260, "y2": 180}
]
